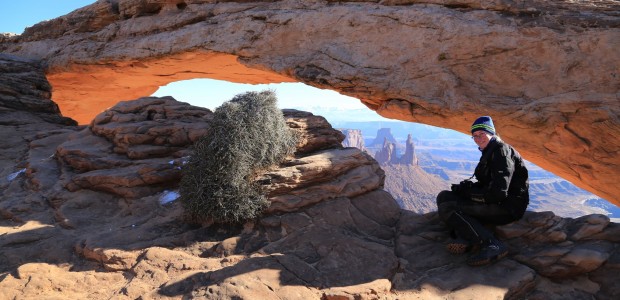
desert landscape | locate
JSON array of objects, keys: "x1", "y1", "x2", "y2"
[
  {"x1": 339, "y1": 123, "x2": 619, "y2": 220},
  {"x1": 1, "y1": 0, "x2": 620, "y2": 299}
]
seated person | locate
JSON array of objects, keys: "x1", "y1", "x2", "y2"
[{"x1": 436, "y1": 116, "x2": 529, "y2": 266}]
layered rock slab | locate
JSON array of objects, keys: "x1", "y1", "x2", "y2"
[
  {"x1": 56, "y1": 96, "x2": 212, "y2": 198},
  {"x1": 0, "y1": 54, "x2": 78, "y2": 228},
  {"x1": 0, "y1": 54, "x2": 76, "y2": 169}
]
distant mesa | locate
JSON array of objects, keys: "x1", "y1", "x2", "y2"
[
  {"x1": 370, "y1": 128, "x2": 399, "y2": 148},
  {"x1": 401, "y1": 134, "x2": 419, "y2": 166},
  {"x1": 340, "y1": 127, "x2": 416, "y2": 166},
  {"x1": 374, "y1": 133, "x2": 418, "y2": 166},
  {"x1": 340, "y1": 126, "x2": 444, "y2": 213},
  {"x1": 375, "y1": 138, "x2": 396, "y2": 165},
  {"x1": 340, "y1": 128, "x2": 366, "y2": 152}
]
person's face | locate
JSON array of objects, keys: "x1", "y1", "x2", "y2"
[{"x1": 472, "y1": 131, "x2": 492, "y2": 149}]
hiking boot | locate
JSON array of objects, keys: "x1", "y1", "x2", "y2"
[
  {"x1": 466, "y1": 239, "x2": 508, "y2": 266},
  {"x1": 446, "y1": 238, "x2": 472, "y2": 254}
]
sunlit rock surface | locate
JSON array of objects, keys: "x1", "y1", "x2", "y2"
[{"x1": 56, "y1": 96, "x2": 212, "y2": 198}]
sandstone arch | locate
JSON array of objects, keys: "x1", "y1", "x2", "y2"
[
  {"x1": 46, "y1": 51, "x2": 296, "y2": 124},
  {"x1": 1, "y1": 0, "x2": 619, "y2": 205}
]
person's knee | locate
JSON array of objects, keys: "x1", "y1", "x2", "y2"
[
  {"x1": 436, "y1": 190, "x2": 454, "y2": 206},
  {"x1": 438, "y1": 202, "x2": 456, "y2": 221},
  {"x1": 437, "y1": 193, "x2": 457, "y2": 221}
]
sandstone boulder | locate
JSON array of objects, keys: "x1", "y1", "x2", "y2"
[
  {"x1": 55, "y1": 96, "x2": 211, "y2": 198},
  {"x1": 90, "y1": 96, "x2": 212, "y2": 158},
  {"x1": 498, "y1": 211, "x2": 614, "y2": 278},
  {"x1": 283, "y1": 109, "x2": 346, "y2": 155},
  {"x1": 263, "y1": 148, "x2": 385, "y2": 213}
]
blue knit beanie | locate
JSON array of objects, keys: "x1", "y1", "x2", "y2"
[{"x1": 471, "y1": 116, "x2": 496, "y2": 135}]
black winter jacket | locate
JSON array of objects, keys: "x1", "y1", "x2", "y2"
[{"x1": 469, "y1": 137, "x2": 529, "y2": 218}]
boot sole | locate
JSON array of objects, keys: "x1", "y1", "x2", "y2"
[
  {"x1": 467, "y1": 250, "x2": 508, "y2": 266},
  {"x1": 446, "y1": 243, "x2": 471, "y2": 254}
]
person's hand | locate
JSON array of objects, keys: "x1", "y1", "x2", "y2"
[
  {"x1": 451, "y1": 180, "x2": 473, "y2": 195},
  {"x1": 470, "y1": 193, "x2": 485, "y2": 203},
  {"x1": 459, "y1": 179, "x2": 473, "y2": 189}
]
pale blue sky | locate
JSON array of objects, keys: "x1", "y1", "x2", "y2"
[
  {"x1": 0, "y1": 1, "x2": 95, "y2": 34},
  {"x1": 152, "y1": 79, "x2": 377, "y2": 115}
]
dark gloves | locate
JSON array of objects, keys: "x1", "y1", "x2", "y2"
[
  {"x1": 470, "y1": 189, "x2": 486, "y2": 203},
  {"x1": 451, "y1": 180, "x2": 473, "y2": 196},
  {"x1": 451, "y1": 180, "x2": 486, "y2": 203}
]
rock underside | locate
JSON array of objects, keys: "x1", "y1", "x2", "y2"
[{"x1": 1, "y1": 55, "x2": 619, "y2": 299}]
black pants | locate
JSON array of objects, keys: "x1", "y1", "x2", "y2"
[{"x1": 436, "y1": 190, "x2": 516, "y2": 244}]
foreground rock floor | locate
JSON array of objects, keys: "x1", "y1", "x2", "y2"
[
  {"x1": 1, "y1": 187, "x2": 618, "y2": 299},
  {"x1": 1, "y1": 55, "x2": 619, "y2": 299},
  {"x1": 1, "y1": 110, "x2": 618, "y2": 300}
]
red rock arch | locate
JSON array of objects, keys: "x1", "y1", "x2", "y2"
[
  {"x1": 2, "y1": 0, "x2": 618, "y2": 205},
  {"x1": 48, "y1": 51, "x2": 295, "y2": 124}
]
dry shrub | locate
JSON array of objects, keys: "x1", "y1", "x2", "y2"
[{"x1": 180, "y1": 90, "x2": 296, "y2": 224}]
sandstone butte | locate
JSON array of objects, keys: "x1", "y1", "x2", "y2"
[{"x1": 1, "y1": 0, "x2": 620, "y2": 299}]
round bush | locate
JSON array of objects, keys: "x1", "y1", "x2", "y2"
[{"x1": 180, "y1": 90, "x2": 297, "y2": 224}]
